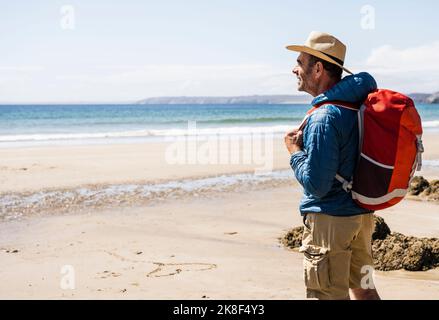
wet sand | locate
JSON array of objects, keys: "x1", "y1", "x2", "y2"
[{"x1": 0, "y1": 132, "x2": 438, "y2": 194}]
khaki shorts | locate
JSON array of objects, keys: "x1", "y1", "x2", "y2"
[{"x1": 300, "y1": 213, "x2": 375, "y2": 300}]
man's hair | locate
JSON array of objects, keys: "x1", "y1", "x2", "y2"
[{"x1": 307, "y1": 55, "x2": 343, "y2": 81}]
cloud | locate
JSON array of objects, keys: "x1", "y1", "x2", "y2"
[
  {"x1": 366, "y1": 42, "x2": 439, "y2": 72},
  {"x1": 96, "y1": 64, "x2": 279, "y2": 85},
  {"x1": 357, "y1": 42, "x2": 439, "y2": 93},
  {"x1": 0, "y1": 63, "x2": 300, "y2": 102},
  {"x1": 0, "y1": 65, "x2": 45, "y2": 89},
  {"x1": 51, "y1": 64, "x2": 297, "y2": 99}
]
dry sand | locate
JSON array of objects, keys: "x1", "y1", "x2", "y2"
[{"x1": 0, "y1": 132, "x2": 438, "y2": 299}]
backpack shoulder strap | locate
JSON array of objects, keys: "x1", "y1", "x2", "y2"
[
  {"x1": 298, "y1": 101, "x2": 361, "y2": 131},
  {"x1": 317, "y1": 101, "x2": 363, "y2": 193},
  {"x1": 317, "y1": 100, "x2": 361, "y2": 111}
]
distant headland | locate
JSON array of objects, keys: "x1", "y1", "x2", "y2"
[
  {"x1": 137, "y1": 93, "x2": 439, "y2": 105},
  {"x1": 136, "y1": 95, "x2": 311, "y2": 105}
]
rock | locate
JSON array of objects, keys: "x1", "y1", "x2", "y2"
[
  {"x1": 402, "y1": 240, "x2": 430, "y2": 271},
  {"x1": 370, "y1": 232, "x2": 439, "y2": 271},
  {"x1": 280, "y1": 226, "x2": 303, "y2": 249},
  {"x1": 372, "y1": 216, "x2": 391, "y2": 240},
  {"x1": 421, "y1": 180, "x2": 439, "y2": 201},
  {"x1": 281, "y1": 216, "x2": 439, "y2": 272},
  {"x1": 409, "y1": 176, "x2": 429, "y2": 196},
  {"x1": 426, "y1": 92, "x2": 439, "y2": 104}
]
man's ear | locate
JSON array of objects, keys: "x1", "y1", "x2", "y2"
[{"x1": 315, "y1": 61, "x2": 324, "y2": 77}]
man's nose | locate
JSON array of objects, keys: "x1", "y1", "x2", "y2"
[{"x1": 292, "y1": 66, "x2": 299, "y2": 75}]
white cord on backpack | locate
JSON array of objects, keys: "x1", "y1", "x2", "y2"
[{"x1": 416, "y1": 135, "x2": 424, "y2": 171}]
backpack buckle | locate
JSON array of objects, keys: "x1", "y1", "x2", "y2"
[
  {"x1": 342, "y1": 180, "x2": 353, "y2": 192},
  {"x1": 335, "y1": 174, "x2": 353, "y2": 192}
]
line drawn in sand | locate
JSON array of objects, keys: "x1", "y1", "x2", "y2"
[
  {"x1": 101, "y1": 250, "x2": 217, "y2": 278},
  {"x1": 147, "y1": 262, "x2": 217, "y2": 277}
]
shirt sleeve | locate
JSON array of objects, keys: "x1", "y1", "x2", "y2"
[{"x1": 290, "y1": 110, "x2": 340, "y2": 198}]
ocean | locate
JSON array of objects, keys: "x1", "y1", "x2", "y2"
[
  {"x1": 1, "y1": 103, "x2": 438, "y2": 220},
  {"x1": 1, "y1": 103, "x2": 438, "y2": 148}
]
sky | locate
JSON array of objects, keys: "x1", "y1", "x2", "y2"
[{"x1": 1, "y1": 0, "x2": 439, "y2": 103}]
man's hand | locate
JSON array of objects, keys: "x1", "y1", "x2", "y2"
[{"x1": 284, "y1": 129, "x2": 303, "y2": 155}]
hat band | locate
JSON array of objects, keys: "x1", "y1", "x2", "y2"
[{"x1": 320, "y1": 51, "x2": 344, "y2": 66}]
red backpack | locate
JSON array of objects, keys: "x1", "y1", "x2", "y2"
[{"x1": 302, "y1": 89, "x2": 424, "y2": 211}]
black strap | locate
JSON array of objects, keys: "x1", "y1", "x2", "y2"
[{"x1": 320, "y1": 52, "x2": 345, "y2": 66}]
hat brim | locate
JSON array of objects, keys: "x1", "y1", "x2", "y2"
[{"x1": 286, "y1": 45, "x2": 353, "y2": 75}]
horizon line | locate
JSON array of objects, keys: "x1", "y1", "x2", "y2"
[{"x1": 0, "y1": 91, "x2": 434, "y2": 105}]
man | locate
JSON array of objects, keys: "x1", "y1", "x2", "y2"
[{"x1": 284, "y1": 31, "x2": 381, "y2": 300}]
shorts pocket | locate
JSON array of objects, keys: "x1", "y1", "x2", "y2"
[{"x1": 299, "y1": 245, "x2": 330, "y2": 291}]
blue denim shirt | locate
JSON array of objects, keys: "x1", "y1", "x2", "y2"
[{"x1": 290, "y1": 72, "x2": 377, "y2": 216}]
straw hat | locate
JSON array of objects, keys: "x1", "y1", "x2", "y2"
[{"x1": 286, "y1": 31, "x2": 353, "y2": 74}]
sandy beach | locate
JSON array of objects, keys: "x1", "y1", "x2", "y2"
[{"x1": 0, "y1": 132, "x2": 438, "y2": 299}]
